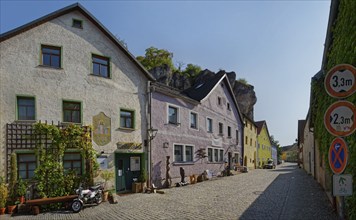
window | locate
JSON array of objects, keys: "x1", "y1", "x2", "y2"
[
  {"x1": 72, "y1": 19, "x2": 83, "y2": 28},
  {"x1": 219, "y1": 150, "x2": 224, "y2": 162},
  {"x1": 185, "y1": 146, "x2": 193, "y2": 162},
  {"x1": 228, "y1": 126, "x2": 231, "y2": 137},
  {"x1": 63, "y1": 101, "x2": 81, "y2": 123},
  {"x1": 214, "y1": 149, "x2": 218, "y2": 162},
  {"x1": 92, "y1": 54, "x2": 110, "y2": 78},
  {"x1": 245, "y1": 136, "x2": 248, "y2": 144},
  {"x1": 174, "y1": 145, "x2": 183, "y2": 162},
  {"x1": 174, "y1": 144, "x2": 193, "y2": 162},
  {"x1": 120, "y1": 109, "x2": 134, "y2": 129},
  {"x1": 218, "y1": 97, "x2": 221, "y2": 105},
  {"x1": 190, "y1": 112, "x2": 198, "y2": 129},
  {"x1": 236, "y1": 130, "x2": 239, "y2": 144},
  {"x1": 219, "y1": 123, "x2": 223, "y2": 135},
  {"x1": 17, "y1": 97, "x2": 35, "y2": 120},
  {"x1": 208, "y1": 148, "x2": 213, "y2": 162},
  {"x1": 168, "y1": 106, "x2": 179, "y2": 124},
  {"x1": 207, "y1": 147, "x2": 224, "y2": 162},
  {"x1": 207, "y1": 118, "x2": 213, "y2": 132},
  {"x1": 63, "y1": 152, "x2": 82, "y2": 175},
  {"x1": 41, "y1": 45, "x2": 61, "y2": 68},
  {"x1": 250, "y1": 138, "x2": 252, "y2": 146},
  {"x1": 227, "y1": 103, "x2": 231, "y2": 111},
  {"x1": 18, "y1": 153, "x2": 36, "y2": 179},
  {"x1": 250, "y1": 124, "x2": 252, "y2": 130}
]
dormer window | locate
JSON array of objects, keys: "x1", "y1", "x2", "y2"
[{"x1": 72, "y1": 19, "x2": 83, "y2": 29}]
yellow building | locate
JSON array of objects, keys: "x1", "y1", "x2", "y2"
[
  {"x1": 243, "y1": 115, "x2": 257, "y2": 169},
  {"x1": 255, "y1": 121, "x2": 272, "y2": 167}
]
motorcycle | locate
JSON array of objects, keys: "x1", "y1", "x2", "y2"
[{"x1": 71, "y1": 183, "x2": 103, "y2": 213}]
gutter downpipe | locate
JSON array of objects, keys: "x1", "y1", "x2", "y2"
[{"x1": 147, "y1": 81, "x2": 152, "y2": 188}]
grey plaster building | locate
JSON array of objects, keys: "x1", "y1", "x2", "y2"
[{"x1": 0, "y1": 3, "x2": 154, "y2": 192}]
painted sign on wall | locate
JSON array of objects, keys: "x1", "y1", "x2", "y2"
[{"x1": 93, "y1": 112, "x2": 111, "y2": 146}]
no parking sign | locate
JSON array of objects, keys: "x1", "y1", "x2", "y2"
[{"x1": 328, "y1": 137, "x2": 349, "y2": 175}]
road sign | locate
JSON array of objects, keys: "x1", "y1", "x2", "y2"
[
  {"x1": 333, "y1": 174, "x2": 353, "y2": 196},
  {"x1": 328, "y1": 137, "x2": 349, "y2": 174},
  {"x1": 324, "y1": 101, "x2": 356, "y2": 137},
  {"x1": 325, "y1": 64, "x2": 356, "y2": 98}
]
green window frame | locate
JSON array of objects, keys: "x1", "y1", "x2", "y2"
[
  {"x1": 92, "y1": 54, "x2": 110, "y2": 78},
  {"x1": 120, "y1": 109, "x2": 135, "y2": 129},
  {"x1": 17, "y1": 96, "x2": 36, "y2": 121},
  {"x1": 63, "y1": 152, "x2": 83, "y2": 175},
  {"x1": 41, "y1": 45, "x2": 61, "y2": 68},
  {"x1": 17, "y1": 153, "x2": 37, "y2": 180},
  {"x1": 63, "y1": 101, "x2": 81, "y2": 123}
]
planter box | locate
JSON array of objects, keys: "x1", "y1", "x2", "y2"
[{"x1": 132, "y1": 183, "x2": 142, "y2": 193}]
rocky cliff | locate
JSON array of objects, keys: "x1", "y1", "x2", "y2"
[{"x1": 150, "y1": 67, "x2": 257, "y2": 120}]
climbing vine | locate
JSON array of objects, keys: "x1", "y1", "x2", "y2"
[
  {"x1": 311, "y1": 0, "x2": 356, "y2": 218},
  {"x1": 33, "y1": 123, "x2": 98, "y2": 198}
]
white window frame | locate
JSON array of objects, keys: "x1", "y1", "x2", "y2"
[
  {"x1": 167, "y1": 104, "x2": 180, "y2": 125},
  {"x1": 206, "y1": 117, "x2": 213, "y2": 133},
  {"x1": 189, "y1": 111, "x2": 198, "y2": 130},
  {"x1": 173, "y1": 143, "x2": 195, "y2": 163},
  {"x1": 207, "y1": 147, "x2": 224, "y2": 163}
]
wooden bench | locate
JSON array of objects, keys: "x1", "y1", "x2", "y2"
[{"x1": 26, "y1": 195, "x2": 77, "y2": 215}]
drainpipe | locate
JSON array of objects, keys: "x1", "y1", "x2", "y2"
[{"x1": 147, "y1": 81, "x2": 152, "y2": 188}]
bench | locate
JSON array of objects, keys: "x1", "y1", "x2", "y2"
[{"x1": 26, "y1": 195, "x2": 77, "y2": 214}]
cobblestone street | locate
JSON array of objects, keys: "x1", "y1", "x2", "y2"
[{"x1": 3, "y1": 163, "x2": 337, "y2": 220}]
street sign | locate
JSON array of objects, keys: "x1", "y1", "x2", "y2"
[
  {"x1": 328, "y1": 137, "x2": 349, "y2": 175},
  {"x1": 325, "y1": 64, "x2": 356, "y2": 98},
  {"x1": 333, "y1": 174, "x2": 353, "y2": 196},
  {"x1": 324, "y1": 101, "x2": 356, "y2": 137}
]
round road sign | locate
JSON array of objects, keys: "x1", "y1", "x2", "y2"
[
  {"x1": 328, "y1": 137, "x2": 348, "y2": 174},
  {"x1": 324, "y1": 101, "x2": 356, "y2": 137},
  {"x1": 324, "y1": 64, "x2": 356, "y2": 98}
]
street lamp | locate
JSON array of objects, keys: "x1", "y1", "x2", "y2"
[{"x1": 147, "y1": 127, "x2": 158, "y2": 188}]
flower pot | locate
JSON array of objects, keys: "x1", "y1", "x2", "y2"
[
  {"x1": 19, "y1": 196, "x2": 25, "y2": 204},
  {"x1": 7, "y1": 205, "x2": 16, "y2": 214},
  {"x1": 0, "y1": 207, "x2": 5, "y2": 215},
  {"x1": 103, "y1": 191, "x2": 109, "y2": 202}
]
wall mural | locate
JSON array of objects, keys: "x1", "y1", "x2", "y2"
[{"x1": 93, "y1": 112, "x2": 111, "y2": 146}]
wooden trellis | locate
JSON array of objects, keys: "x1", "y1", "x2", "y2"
[{"x1": 5, "y1": 121, "x2": 91, "y2": 181}]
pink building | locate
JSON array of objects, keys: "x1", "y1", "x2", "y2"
[{"x1": 150, "y1": 73, "x2": 244, "y2": 187}]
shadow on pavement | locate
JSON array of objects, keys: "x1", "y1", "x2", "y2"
[{"x1": 240, "y1": 168, "x2": 337, "y2": 220}]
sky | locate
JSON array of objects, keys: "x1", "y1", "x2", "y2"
[{"x1": 0, "y1": 0, "x2": 331, "y2": 146}]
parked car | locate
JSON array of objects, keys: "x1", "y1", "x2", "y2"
[{"x1": 263, "y1": 160, "x2": 276, "y2": 169}]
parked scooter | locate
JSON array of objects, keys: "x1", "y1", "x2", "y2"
[{"x1": 71, "y1": 183, "x2": 103, "y2": 213}]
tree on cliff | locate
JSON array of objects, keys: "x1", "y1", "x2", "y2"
[
  {"x1": 136, "y1": 47, "x2": 176, "y2": 71},
  {"x1": 181, "y1": 63, "x2": 202, "y2": 78}
]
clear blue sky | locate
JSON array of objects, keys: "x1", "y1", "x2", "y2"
[{"x1": 0, "y1": 0, "x2": 331, "y2": 146}]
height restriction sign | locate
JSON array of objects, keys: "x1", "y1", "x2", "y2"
[
  {"x1": 329, "y1": 137, "x2": 349, "y2": 175},
  {"x1": 324, "y1": 64, "x2": 356, "y2": 98},
  {"x1": 324, "y1": 101, "x2": 356, "y2": 137}
]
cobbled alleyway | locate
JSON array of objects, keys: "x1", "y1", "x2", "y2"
[{"x1": 2, "y1": 162, "x2": 337, "y2": 220}]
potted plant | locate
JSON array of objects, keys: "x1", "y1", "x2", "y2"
[
  {"x1": 0, "y1": 177, "x2": 8, "y2": 215},
  {"x1": 100, "y1": 170, "x2": 114, "y2": 202},
  {"x1": 138, "y1": 169, "x2": 147, "y2": 192},
  {"x1": 7, "y1": 153, "x2": 18, "y2": 214},
  {"x1": 16, "y1": 178, "x2": 27, "y2": 204}
]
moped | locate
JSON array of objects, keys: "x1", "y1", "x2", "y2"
[{"x1": 71, "y1": 183, "x2": 103, "y2": 213}]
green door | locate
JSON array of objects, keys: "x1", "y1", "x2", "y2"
[{"x1": 115, "y1": 154, "x2": 142, "y2": 192}]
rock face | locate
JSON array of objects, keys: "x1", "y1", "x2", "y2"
[
  {"x1": 233, "y1": 81, "x2": 257, "y2": 120},
  {"x1": 149, "y1": 67, "x2": 257, "y2": 119}
]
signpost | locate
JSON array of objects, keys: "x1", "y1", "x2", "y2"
[
  {"x1": 324, "y1": 64, "x2": 356, "y2": 98},
  {"x1": 328, "y1": 137, "x2": 349, "y2": 175},
  {"x1": 324, "y1": 100, "x2": 356, "y2": 137},
  {"x1": 333, "y1": 174, "x2": 353, "y2": 196},
  {"x1": 324, "y1": 64, "x2": 355, "y2": 219}
]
